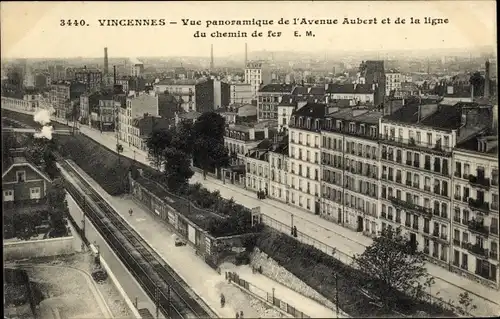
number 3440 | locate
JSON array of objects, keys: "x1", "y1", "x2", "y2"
[{"x1": 60, "y1": 20, "x2": 88, "y2": 26}]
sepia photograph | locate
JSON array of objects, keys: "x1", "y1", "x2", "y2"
[{"x1": 1, "y1": 1, "x2": 498, "y2": 318}]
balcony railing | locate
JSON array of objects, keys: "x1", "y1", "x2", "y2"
[
  {"x1": 389, "y1": 196, "x2": 432, "y2": 217},
  {"x1": 468, "y1": 198, "x2": 490, "y2": 213},
  {"x1": 490, "y1": 227, "x2": 499, "y2": 235},
  {"x1": 381, "y1": 136, "x2": 453, "y2": 153},
  {"x1": 453, "y1": 239, "x2": 461, "y2": 246},
  {"x1": 468, "y1": 219, "x2": 489, "y2": 236},
  {"x1": 490, "y1": 251, "x2": 498, "y2": 260},
  {"x1": 468, "y1": 175, "x2": 491, "y2": 189}
]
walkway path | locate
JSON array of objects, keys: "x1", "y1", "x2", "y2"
[{"x1": 3, "y1": 105, "x2": 499, "y2": 316}]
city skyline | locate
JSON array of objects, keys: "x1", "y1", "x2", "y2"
[{"x1": 1, "y1": 1, "x2": 497, "y2": 59}]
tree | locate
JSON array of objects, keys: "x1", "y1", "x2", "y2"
[
  {"x1": 146, "y1": 128, "x2": 173, "y2": 169},
  {"x1": 171, "y1": 121, "x2": 194, "y2": 156},
  {"x1": 352, "y1": 226, "x2": 432, "y2": 309},
  {"x1": 24, "y1": 136, "x2": 59, "y2": 179},
  {"x1": 193, "y1": 136, "x2": 230, "y2": 173},
  {"x1": 458, "y1": 292, "x2": 477, "y2": 315},
  {"x1": 162, "y1": 148, "x2": 194, "y2": 192},
  {"x1": 45, "y1": 177, "x2": 69, "y2": 237},
  {"x1": 192, "y1": 112, "x2": 226, "y2": 141}
]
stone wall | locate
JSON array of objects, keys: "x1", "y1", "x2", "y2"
[
  {"x1": 249, "y1": 248, "x2": 337, "y2": 311},
  {"x1": 4, "y1": 237, "x2": 76, "y2": 260}
]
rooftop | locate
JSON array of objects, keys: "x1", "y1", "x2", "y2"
[
  {"x1": 178, "y1": 111, "x2": 201, "y2": 120},
  {"x1": 259, "y1": 84, "x2": 294, "y2": 93},
  {"x1": 456, "y1": 132, "x2": 498, "y2": 155},
  {"x1": 325, "y1": 83, "x2": 375, "y2": 94},
  {"x1": 292, "y1": 102, "x2": 327, "y2": 118}
]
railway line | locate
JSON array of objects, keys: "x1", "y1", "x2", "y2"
[{"x1": 56, "y1": 156, "x2": 217, "y2": 319}]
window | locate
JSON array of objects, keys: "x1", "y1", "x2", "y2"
[
  {"x1": 3, "y1": 190, "x2": 14, "y2": 201},
  {"x1": 16, "y1": 171, "x2": 26, "y2": 182},
  {"x1": 30, "y1": 187, "x2": 41, "y2": 199}
]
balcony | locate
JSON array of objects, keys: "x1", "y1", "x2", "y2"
[
  {"x1": 468, "y1": 219, "x2": 489, "y2": 236},
  {"x1": 413, "y1": 161, "x2": 420, "y2": 168},
  {"x1": 405, "y1": 220, "x2": 411, "y2": 227},
  {"x1": 490, "y1": 227, "x2": 499, "y2": 236},
  {"x1": 406, "y1": 160, "x2": 412, "y2": 166},
  {"x1": 453, "y1": 216, "x2": 461, "y2": 223},
  {"x1": 389, "y1": 196, "x2": 432, "y2": 217},
  {"x1": 468, "y1": 198, "x2": 490, "y2": 213},
  {"x1": 468, "y1": 175, "x2": 491, "y2": 189},
  {"x1": 453, "y1": 239, "x2": 461, "y2": 246},
  {"x1": 454, "y1": 171, "x2": 462, "y2": 178},
  {"x1": 406, "y1": 180, "x2": 412, "y2": 187},
  {"x1": 466, "y1": 243, "x2": 489, "y2": 259},
  {"x1": 423, "y1": 226, "x2": 430, "y2": 234}
]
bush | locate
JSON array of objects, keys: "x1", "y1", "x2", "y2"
[{"x1": 235, "y1": 251, "x2": 250, "y2": 265}]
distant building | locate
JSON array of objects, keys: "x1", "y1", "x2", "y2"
[
  {"x1": 154, "y1": 79, "x2": 197, "y2": 112},
  {"x1": 50, "y1": 81, "x2": 86, "y2": 120},
  {"x1": 325, "y1": 83, "x2": 376, "y2": 105},
  {"x1": 245, "y1": 61, "x2": 272, "y2": 98},
  {"x1": 129, "y1": 115, "x2": 171, "y2": 151},
  {"x1": 225, "y1": 123, "x2": 275, "y2": 165},
  {"x1": 358, "y1": 60, "x2": 386, "y2": 106},
  {"x1": 130, "y1": 58, "x2": 144, "y2": 77},
  {"x1": 385, "y1": 70, "x2": 402, "y2": 96},
  {"x1": 230, "y1": 83, "x2": 253, "y2": 104},
  {"x1": 257, "y1": 84, "x2": 294, "y2": 121},
  {"x1": 175, "y1": 111, "x2": 201, "y2": 126},
  {"x1": 119, "y1": 93, "x2": 158, "y2": 144},
  {"x1": 34, "y1": 73, "x2": 49, "y2": 89},
  {"x1": 74, "y1": 67, "x2": 103, "y2": 90}
]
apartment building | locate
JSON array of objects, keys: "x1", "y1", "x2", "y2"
[
  {"x1": 257, "y1": 84, "x2": 294, "y2": 121},
  {"x1": 230, "y1": 83, "x2": 253, "y2": 104},
  {"x1": 288, "y1": 103, "x2": 324, "y2": 214},
  {"x1": 378, "y1": 101, "x2": 493, "y2": 273},
  {"x1": 119, "y1": 92, "x2": 158, "y2": 145},
  {"x1": 224, "y1": 124, "x2": 273, "y2": 166},
  {"x1": 74, "y1": 67, "x2": 103, "y2": 91},
  {"x1": 451, "y1": 133, "x2": 499, "y2": 288},
  {"x1": 245, "y1": 140, "x2": 272, "y2": 194},
  {"x1": 321, "y1": 108, "x2": 381, "y2": 236},
  {"x1": 50, "y1": 81, "x2": 86, "y2": 120},
  {"x1": 154, "y1": 79, "x2": 197, "y2": 112},
  {"x1": 385, "y1": 70, "x2": 402, "y2": 96},
  {"x1": 268, "y1": 141, "x2": 290, "y2": 203}
]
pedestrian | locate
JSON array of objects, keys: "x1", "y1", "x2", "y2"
[
  {"x1": 220, "y1": 293, "x2": 225, "y2": 308},
  {"x1": 240, "y1": 310, "x2": 244, "y2": 318},
  {"x1": 129, "y1": 208, "x2": 133, "y2": 216},
  {"x1": 236, "y1": 312, "x2": 239, "y2": 319}
]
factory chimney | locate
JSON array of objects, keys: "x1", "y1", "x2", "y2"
[
  {"x1": 245, "y1": 43, "x2": 248, "y2": 67},
  {"x1": 210, "y1": 44, "x2": 214, "y2": 70},
  {"x1": 484, "y1": 59, "x2": 490, "y2": 99},
  {"x1": 113, "y1": 65, "x2": 117, "y2": 85},
  {"x1": 104, "y1": 47, "x2": 109, "y2": 75}
]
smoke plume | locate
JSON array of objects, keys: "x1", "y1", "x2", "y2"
[
  {"x1": 34, "y1": 125, "x2": 54, "y2": 140},
  {"x1": 33, "y1": 107, "x2": 55, "y2": 126},
  {"x1": 33, "y1": 107, "x2": 56, "y2": 140}
]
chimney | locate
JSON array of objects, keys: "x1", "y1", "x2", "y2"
[
  {"x1": 245, "y1": 43, "x2": 248, "y2": 67},
  {"x1": 264, "y1": 127, "x2": 269, "y2": 139},
  {"x1": 210, "y1": 44, "x2": 214, "y2": 70},
  {"x1": 446, "y1": 86, "x2": 454, "y2": 95},
  {"x1": 249, "y1": 128, "x2": 255, "y2": 140},
  {"x1": 484, "y1": 60, "x2": 490, "y2": 99},
  {"x1": 113, "y1": 65, "x2": 117, "y2": 85},
  {"x1": 104, "y1": 47, "x2": 109, "y2": 75}
]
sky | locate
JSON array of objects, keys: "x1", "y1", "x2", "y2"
[{"x1": 1, "y1": 1, "x2": 497, "y2": 59}]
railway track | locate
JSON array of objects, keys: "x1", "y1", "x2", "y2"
[{"x1": 56, "y1": 156, "x2": 217, "y2": 319}]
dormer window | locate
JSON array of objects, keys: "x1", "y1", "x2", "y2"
[
  {"x1": 306, "y1": 118, "x2": 311, "y2": 129},
  {"x1": 360, "y1": 124, "x2": 365, "y2": 135},
  {"x1": 315, "y1": 119, "x2": 320, "y2": 130},
  {"x1": 16, "y1": 171, "x2": 26, "y2": 183},
  {"x1": 337, "y1": 120, "x2": 342, "y2": 131},
  {"x1": 478, "y1": 140, "x2": 487, "y2": 152}
]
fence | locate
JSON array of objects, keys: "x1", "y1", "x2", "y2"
[
  {"x1": 259, "y1": 214, "x2": 466, "y2": 316},
  {"x1": 226, "y1": 271, "x2": 310, "y2": 318}
]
